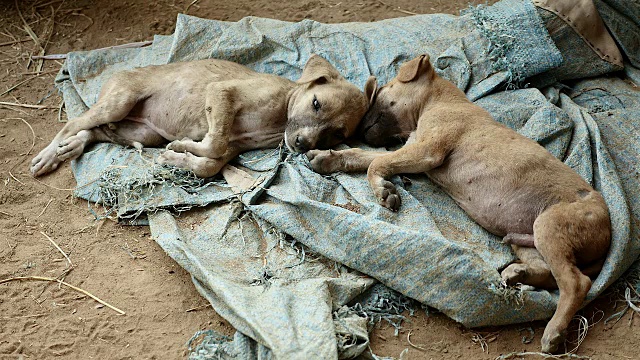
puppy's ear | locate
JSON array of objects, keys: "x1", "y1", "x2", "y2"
[
  {"x1": 297, "y1": 54, "x2": 342, "y2": 84},
  {"x1": 364, "y1": 76, "x2": 378, "y2": 105},
  {"x1": 397, "y1": 54, "x2": 432, "y2": 83}
]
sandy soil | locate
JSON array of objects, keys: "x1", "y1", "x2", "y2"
[{"x1": 0, "y1": 0, "x2": 638, "y2": 359}]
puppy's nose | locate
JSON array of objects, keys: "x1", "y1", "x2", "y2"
[
  {"x1": 294, "y1": 135, "x2": 310, "y2": 152},
  {"x1": 357, "y1": 122, "x2": 374, "y2": 140}
]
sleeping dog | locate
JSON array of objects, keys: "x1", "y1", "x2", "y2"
[
  {"x1": 307, "y1": 54, "x2": 611, "y2": 353},
  {"x1": 31, "y1": 55, "x2": 369, "y2": 178}
]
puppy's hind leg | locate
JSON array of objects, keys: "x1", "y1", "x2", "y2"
[
  {"x1": 158, "y1": 145, "x2": 241, "y2": 178},
  {"x1": 56, "y1": 121, "x2": 166, "y2": 162},
  {"x1": 167, "y1": 82, "x2": 236, "y2": 159},
  {"x1": 31, "y1": 75, "x2": 142, "y2": 176},
  {"x1": 534, "y1": 204, "x2": 598, "y2": 354},
  {"x1": 501, "y1": 245, "x2": 556, "y2": 289}
]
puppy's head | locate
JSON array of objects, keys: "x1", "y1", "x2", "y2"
[
  {"x1": 285, "y1": 55, "x2": 369, "y2": 153},
  {"x1": 357, "y1": 54, "x2": 435, "y2": 147}
]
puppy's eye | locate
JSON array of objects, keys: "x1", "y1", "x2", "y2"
[{"x1": 312, "y1": 95, "x2": 321, "y2": 111}]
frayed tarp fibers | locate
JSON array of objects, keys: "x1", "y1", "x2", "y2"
[{"x1": 56, "y1": 0, "x2": 640, "y2": 358}]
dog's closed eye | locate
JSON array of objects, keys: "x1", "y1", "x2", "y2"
[{"x1": 312, "y1": 95, "x2": 321, "y2": 112}]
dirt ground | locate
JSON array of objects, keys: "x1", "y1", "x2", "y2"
[{"x1": 0, "y1": 0, "x2": 638, "y2": 359}]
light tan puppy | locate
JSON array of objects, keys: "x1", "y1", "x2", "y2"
[
  {"x1": 307, "y1": 54, "x2": 611, "y2": 353},
  {"x1": 31, "y1": 55, "x2": 369, "y2": 178}
]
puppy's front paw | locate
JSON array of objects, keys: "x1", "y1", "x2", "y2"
[
  {"x1": 31, "y1": 144, "x2": 62, "y2": 177},
  {"x1": 166, "y1": 138, "x2": 193, "y2": 153},
  {"x1": 500, "y1": 263, "x2": 527, "y2": 285},
  {"x1": 374, "y1": 180, "x2": 401, "y2": 212},
  {"x1": 158, "y1": 149, "x2": 189, "y2": 168},
  {"x1": 56, "y1": 134, "x2": 87, "y2": 161},
  {"x1": 306, "y1": 149, "x2": 342, "y2": 174}
]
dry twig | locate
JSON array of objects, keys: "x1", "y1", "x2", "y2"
[
  {"x1": 69, "y1": 11, "x2": 94, "y2": 32},
  {"x1": 186, "y1": 303, "x2": 213, "y2": 312},
  {"x1": 0, "y1": 101, "x2": 57, "y2": 109},
  {"x1": 376, "y1": 0, "x2": 418, "y2": 15},
  {"x1": 2, "y1": 117, "x2": 37, "y2": 171},
  {"x1": 8, "y1": 171, "x2": 25, "y2": 185},
  {"x1": 31, "y1": 176, "x2": 75, "y2": 191},
  {"x1": 40, "y1": 231, "x2": 73, "y2": 268},
  {"x1": 406, "y1": 330, "x2": 427, "y2": 351},
  {"x1": 2, "y1": 117, "x2": 36, "y2": 156},
  {"x1": 184, "y1": 0, "x2": 200, "y2": 14},
  {"x1": 0, "y1": 276, "x2": 125, "y2": 315},
  {"x1": 15, "y1": 0, "x2": 43, "y2": 51},
  {"x1": 0, "y1": 313, "x2": 48, "y2": 320},
  {"x1": 495, "y1": 352, "x2": 591, "y2": 359},
  {"x1": 1, "y1": 75, "x2": 44, "y2": 97},
  {"x1": 31, "y1": 40, "x2": 153, "y2": 60},
  {"x1": 471, "y1": 331, "x2": 499, "y2": 353},
  {"x1": 0, "y1": 38, "x2": 31, "y2": 47},
  {"x1": 37, "y1": 198, "x2": 54, "y2": 217}
]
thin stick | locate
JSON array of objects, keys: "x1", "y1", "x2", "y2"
[
  {"x1": 40, "y1": 231, "x2": 73, "y2": 268},
  {"x1": 21, "y1": 118, "x2": 36, "y2": 156},
  {"x1": 70, "y1": 12, "x2": 94, "y2": 32},
  {"x1": 35, "y1": 0, "x2": 65, "y2": 9},
  {"x1": 15, "y1": 0, "x2": 43, "y2": 51},
  {"x1": 0, "y1": 313, "x2": 48, "y2": 319},
  {"x1": 0, "y1": 276, "x2": 125, "y2": 315},
  {"x1": 8, "y1": 171, "x2": 25, "y2": 185},
  {"x1": 495, "y1": 352, "x2": 591, "y2": 359},
  {"x1": 625, "y1": 288, "x2": 640, "y2": 313},
  {"x1": 31, "y1": 176, "x2": 75, "y2": 191},
  {"x1": 57, "y1": 98, "x2": 65, "y2": 122},
  {"x1": 1, "y1": 75, "x2": 41, "y2": 96},
  {"x1": 0, "y1": 38, "x2": 30, "y2": 47},
  {"x1": 407, "y1": 330, "x2": 427, "y2": 351},
  {"x1": 6, "y1": 117, "x2": 35, "y2": 171},
  {"x1": 37, "y1": 198, "x2": 54, "y2": 217},
  {"x1": 396, "y1": 9, "x2": 418, "y2": 15},
  {"x1": 33, "y1": 3, "x2": 57, "y2": 73},
  {"x1": 20, "y1": 69, "x2": 58, "y2": 75},
  {"x1": 31, "y1": 40, "x2": 153, "y2": 60},
  {"x1": 30, "y1": 53, "x2": 65, "y2": 60},
  {"x1": 3, "y1": 117, "x2": 37, "y2": 156},
  {"x1": 376, "y1": 0, "x2": 418, "y2": 15},
  {"x1": 625, "y1": 280, "x2": 640, "y2": 299},
  {"x1": 0, "y1": 101, "x2": 57, "y2": 109},
  {"x1": 186, "y1": 303, "x2": 212, "y2": 312},
  {"x1": 0, "y1": 103, "x2": 29, "y2": 115},
  {"x1": 184, "y1": 0, "x2": 200, "y2": 14}
]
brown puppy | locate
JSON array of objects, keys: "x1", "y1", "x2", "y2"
[
  {"x1": 31, "y1": 55, "x2": 369, "y2": 178},
  {"x1": 307, "y1": 54, "x2": 611, "y2": 353}
]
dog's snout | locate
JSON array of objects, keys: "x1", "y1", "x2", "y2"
[
  {"x1": 358, "y1": 122, "x2": 375, "y2": 140},
  {"x1": 294, "y1": 135, "x2": 310, "y2": 152}
]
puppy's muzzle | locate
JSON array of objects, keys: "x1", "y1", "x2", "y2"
[{"x1": 292, "y1": 135, "x2": 311, "y2": 153}]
